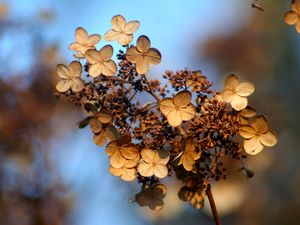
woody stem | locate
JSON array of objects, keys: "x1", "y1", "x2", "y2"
[{"x1": 206, "y1": 184, "x2": 222, "y2": 225}]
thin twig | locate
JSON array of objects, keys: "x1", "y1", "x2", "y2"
[
  {"x1": 141, "y1": 74, "x2": 161, "y2": 102},
  {"x1": 206, "y1": 184, "x2": 222, "y2": 225}
]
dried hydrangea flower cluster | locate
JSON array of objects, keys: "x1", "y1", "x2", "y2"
[
  {"x1": 285, "y1": 0, "x2": 300, "y2": 33},
  {"x1": 55, "y1": 15, "x2": 278, "y2": 211}
]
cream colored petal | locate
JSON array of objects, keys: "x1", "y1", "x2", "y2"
[
  {"x1": 93, "y1": 131, "x2": 107, "y2": 146},
  {"x1": 284, "y1": 11, "x2": 298, "y2": 25},
  {"x1": 295, "y1": 20, "x2": 300, "y2": 33},
  {"x1": 105, "y1": 141, "x2": 118, "y2": 156},
  {"x1": 121, "y1": 144, "x2": 139, "y2": 160},
  {"x1": 239, "y1": 105, "x2": 256, "y2": 118},
  {"x1": 104, "y1": 29, "x2": 120, "y2": 41},
  {"x1": 125, "y1": 20, "x2": 140, "y2": 34},
  {"x1": 145, "y1": 48, "x2": 161, "y2": 65},
  {"x1": 125, "y1": 46, "x2": 140, "y2": 63},
  {"x1": 182, "y1": 154, "x2": 194, "y2": 171},
  {"x1": 70, "y1": 78, "x2": 83, "y2": 92},
  {"x1": 141, "y1": 148, "x2": 155, "y2": 163},
  {"x1": 109, "y1": 166, "x2": 122, "y2": 176},
  {"x1": 153, "y1": 164, "x2": 168, "y2": 178},
  {"x1": 224, "y1": 74, "x2": 239, "y2": 90},
  {"x1": 137, "y1": 162, "x2": 154, "y2": 177},
  {"x1": 74, "y1": 51, "x2": 85, "y2": 59},
  {"x1": 56, "y1": 79, "x2": 71, "y2": 92},
  {"x1": 99, "y1": 45, "x2": 113, "y2": 61},
  {"x1": 159, "y1": 98, "x2": 175, "y2": 116},
  {"x1": 85, "y1": 49, "x2": 101, "y2": 64},
  {"x1": 252, "y1": 115, "x2": 269, "y2": 133},
  {"x1": 221, "y1": 89, "x2": 234, "y2": 103},
  {"x1": 239, "y1": 125, "x2": 256, "y2": 139},
  {"x1": 124, "y1": 155, "x2": 140, "y2": 168},
  {"x1": 68, "y1": 42, "x2": 81, "y2": 51},
  {"x1": 120, "y1": 167, "x2": 136, "y2": 181},
  {"x1": 180, "y1": 104, "x2": 196, "y2": 121},
  {"x1": 88, "y1": 63, "x2": 102, "y2": 77},
  {"x1": 69, "y1": 61, "x2": 82, "y2": 77},
  {"x1": 236, "y1": 81, "x2": 255, "y2": 97},
  {"x1": 100, "y1": 60, "x2": 117, "y2": 77},
  {"x1": 87, "y1": 34, "x2": 101, "y2": 45},
  {"x1": 89, "y1": 117, "x2": 102, "y2": 133},
  {"x1": 137, "y1": 35, "x2": 150, "y2": 53},
  {"x1": 260, "y1": 130, "x2": 277, "y2": 147},
  {"x1": 117, "y1": 33, "x2": 133, "y2": 46},
  {"x1": 231, "y1": 95, "x2": 247, "y2": 111},
  {"x1": 244, "y1": 136, "x2": 264, "y2": 155},
  {"x1": 167, "y1": 109, "x2": 183, "y2": 127},
  {"x1": 154, "y1": 150, "x2": 170, "y2": 165},
  {"x1": 75, "y1": 27, "x2": 88, "y2": 44},
  {"x1": 56, "y1": 64, "x2": 70, "y2": 78},
  {"x1": 135, "y1": 56, "x2": 149, "y2": 74},
  {"x1": 174, "y1": 90, "x2": 192, "y2": 107},
  {"x1": 97, "y1": 112, "x2": 112, "y2": 124},
  {"x1": 110, "y1": 150, "x2": 126, "y2": 169},
  {"x1": 111, "y1": 15, "x2": 126, "y2": 32}
]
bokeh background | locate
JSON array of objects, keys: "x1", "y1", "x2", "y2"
[{"x1": 0, "y1": 0, "x2": 299, "y2": 225}]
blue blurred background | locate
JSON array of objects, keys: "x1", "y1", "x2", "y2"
[{"x1": 0, "y1": 0, "x2": 299, "y2": 225}]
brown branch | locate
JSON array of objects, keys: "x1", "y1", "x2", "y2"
[{"x1": 206, "y1": 184, "x2": 222, "y2": 225}]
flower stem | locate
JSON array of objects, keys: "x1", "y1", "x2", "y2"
[{"x1": 206, "y1": 184, "x2": 222, "y2": 225}]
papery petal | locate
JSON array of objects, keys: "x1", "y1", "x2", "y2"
[
  {"x1": 154, "y1": 150, "x2": 170, "y2": 165},
  {"x1": 120, "y1": 167, "x2": 136, "y2": 181},
  {"x1": 244, "y1": 136, "x2": 264, "y2": 155},
  {"x1": 99, "y1": 45, "x2": 113, "y2": 61},
  {"x1": 110, "y1": 150, "x2": 126, "y2": 169},
  {"x1": 239, "y1": 105, "x2": 256, "y2": 118},
  {"x1": 56, "y1": 64, "x2": 70, "y2": 78},
  {"x1": 105, "y1": 141, "x2": 118, "y2": 156},
  {"x1": 87, "y1": 34, "x2": 101, "y2": 45},
  {"x1": 182, "y1": 154, "x2": 195, "y2": 171},
  {"x1": 284, "y1": 11, "x2": 298, "y2": 25},
  {"x1": 71, "y1": 78, "x2": 83, "y2": 92},
  {"x1": 141, "y1": 148, "x2": 155, "y2": 163},
  {"x1": 88, "y1": 63, "x2": 102, "y2": 77},
  {"x1": 125, "y1": 20, "x2": 140, "y2": 34},
  {"x1": 145, "y1": 48, "x2": 161, "y2": 65},
  {"x1": 109, "y1": 166, "x2": 122, "y2": 176},
  {"x1": 221, "y1": 89, "x2": 234, "y2": 103},
  {"x1": 93, "y1": 131, "x2": 107, "y2": 146},
  {"x1": 180, "y1": 104, "x2": 196, "y2": 121},
  {"x1": 97, "y1": 111, "x2": 112, "y2": 124},
  {"x1": 56, "y1": 79, "x2": 71, "y2": 92},
  {"x1": 292, "y1": 1, "x2": 300, "y2": 13},
  {"x1": 137, "y1": 162, "x2": 154, "y2": 177},
  {"x1": 135, "y1": 56, "x2": 149, "y2": 74},
  {"x1": 101, "y1": 60, "x2": 117, "y2": 76},
  {"x1": 236, "y1": 81, "x2": 255, "y2": 97},
  {"x1": 75, "y1": 27, "x2": 88, "y2": 44},
  {"x1": 153, "y1": 164, "x2": 168, "y2": 178},
  {"x1": 69, "y1": 61, "x2": 82, "y2": 77},
  {"x1": 252, "y1": 115, "x2": 269, "y2": 134},
  {"x1": 117, "y1": 33, "x2": 133, "y2": 46},
  {"x1": 111, "y1": 15, "x2": 126, "y2": 32},
  {"x1": 137, "y1": 35, "x2": 150, "y2": 53},
  {"x1": 85, "y1": 49, "x2": 101, "y2": 64},
  {"x1": 159, "y1": 98, "x2": 175, "y2": 116},
  {"x1": 224, "y1": 74, "x2": 239, "y2": 90},
  {"x1": 125, "y1": 46, "x2": 140, "y2": 63},
  {"x1": 68, "y1": 42, "x2": 81, "y2": 51},
  {"x1": 260, "y1": 130, "x2": 277, "y2": 147},
  {"x1": 167, "y1": 110, "x2": 183, "y2": 127},
  {"x1": 121, "y1": 144, "x2": 139, "y2": 160},
  {"x1": 295, "y1": 20, "x2": 300, "y2": 33},
  {"x1": 89, "y1": 117, "x2": 102, "y2": 133},
  {"x1": 124, "y1": 155, "x2": 140, "y2": 168},
  {"x1": 174, "y1": 91, "x2": 192, "y2": 107},
  {"x1": 231, "y1": 95, "x2": 247, "y2": 111},
  {"x1": 239, "y1": 125, "x2": 256, "y2": 139},
  {"x1": 104, "y1": 29, "x2": 120, "y2": 41}
]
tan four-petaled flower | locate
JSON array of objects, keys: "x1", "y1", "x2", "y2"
[{"x1": 284, "y1": 0, "x2": 300, "y2": 33}]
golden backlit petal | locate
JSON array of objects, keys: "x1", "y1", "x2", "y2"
[
  {"x1": 69, "y1": 61, "x2": 82, "y2": 77},
  {"x1": 239, "y1": 125, "x2": 256, "y2": 139},
  {"x1": 252, "y1": 115, "x2": 269, "y2": 133},
  {"x1": 244, "y1": 136, "x2": 264, "y2": 155},
  {"x1": 137, "y1": 161, "x2": 154, "y2": 177},
  {"x1": 231, "y1": 95, "x2": 247, "y2": 111},
  {"x1": 56, "y1": 79, "x2": 71, "y2": 92},
  {"x1": 85, "y1": 49, "x2": 101, "y2": 64},
  {"x1": 56, "y1": 64, "x2": 70, "y2": 79},
  {"x1": 239, "y1": 105, "x2": 256, "y2": 118},
  {"x1": 99, "y1": 45, "x2": 113, "y2": 61},
  {"x1": 88, "y1": 63, "x2": 102, "y2": 77},
  {"x1": 284, "y1": 11, "x2": 298, "y2": 25},
  {"x1": 87, "y1": 34, "x2": 101, "y2": 45},
  {"x1": 104, "y1": 30, "x2": 120, "y2": 41},
  {"x1": 121, "y1": 144, "x2": 139, "y2": 160},
  {"x1": 89, "y1": 117, "x2": 102, "y2": 133},
  {"x1": 137, "y1": 35, "x2": 151, "y2": 53},
  {"x1": 182, "y1": 154, "x2": 195, "y2": 171},
  {"x1": 236, "y1": 81, "x2": 255, "y2": 97},
  {"x1": 111, "y1": 15, "x2": 126, "y2": 32},
  {"x1": 154, "y1": 150, "x2": 170, "y2": 165},
  {"x1": 180, "y1": 104, "x2": 196, "y2": 121},
  {"x1": 295, "y1": 20, "x2": 300, "y2": 33},
  {"x1": 125, "y1": 46, "x2": 140, "y2": 63},
  {"x1": 93, "y1": 131, "x2": 107, "y2": 146},
  {"x1": 224, "y1": 74, "x2": 239, "y2": 90},
  {"x1": 159, "y1": 98, "x2": 175, "y2": 116},
  {"x1": 145, "y1": 48, "x2": 161, "y2": 65},
  {"x1": 185, "y1": 139, "x2": 195, "y2": 152},
  {"x1": 167, "y1": 110, "x2": 183, "y2": 127},
  {"x1": 101, "y1": 60, "x2": 117, "y2": 76},
  {"x1": 120, "y1": 167, "x2": 136, "y2": 181},
  {"x1": 153, "y1": 164, "x2": 168, "y2": 178},
  {"x1": 221, "y1": 89, "x2": 234, "y2": 103},
  {"x1": 240, "y1": 117, "x2": 249, "y2": 125},
  {"x1": 68, "y1": 42, "x2": 81, "y2": 51},
  {"x1": 141, "y1": 148, "x2": 155, "y2": 163},
  {"x1": 260, "y1": 130, "x2": 277, "y2": 147},
  {"x1": 292, "y1": 1, "x2": 300, "y2": 12},
  {"x1": 109, "y1": 166, "x2": 122, "y2": 176},
  {"x1": 117, "y1": 33, "x2": 133, "y2": 46},
  {"x1": 124, "y1": 155, "x2": 140, "y2": 168},
  {"x1": 74, "y1": 51, "x2": 85, "y2": 58},
  {"x1": 97, "y1": 112, "x2": 112, "y2": 124},
  {"x1": 75, "y1": 27, "x2": 88, "y2": 44},
  {"x1": 110, "y1": 150, "x2": 126, "y2": 169},
  {"x1": 174, "y1": 90, "x2": 192, "y2": 107},
  {"x1": 125, "y1": 20, "x2": 140, "y2": 34},
  {"x1": 135, "y1": 56, "x2": 149, "y2": 74},
  {"x1": 105, "y1": 141, "x2": 118, "y2": 156},
  {"x1": 152, "y1": 184, "x2": 167, "y2": 199},
  {"x1": 70, "y1": 78, "x2": 83, "y2": 92}
]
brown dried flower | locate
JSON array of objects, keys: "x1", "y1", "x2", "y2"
[{"x1": 284, "y1": 0, "x2": 300, "y2": 33}]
